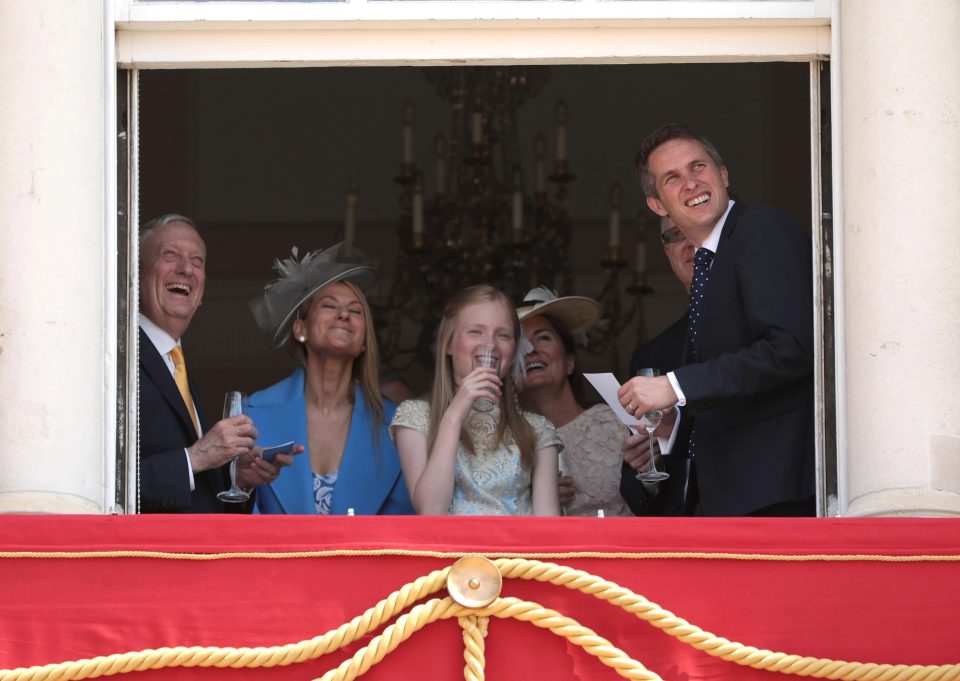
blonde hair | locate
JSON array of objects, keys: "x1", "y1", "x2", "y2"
[
  {"x1": 294, "y1": 280, "x2": 384, "y2": 439},
  {"x1": 427, "y1": 285, "x2": 537, "y2": 469}
]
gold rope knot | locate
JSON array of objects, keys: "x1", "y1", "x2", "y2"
[{"x1": 447, "y1": 556, "x2": 502, "y2": 609}]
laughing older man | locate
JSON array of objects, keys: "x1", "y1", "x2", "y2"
[{"x1": 137, "y1": 214, "x2": 283, "y2": 512}]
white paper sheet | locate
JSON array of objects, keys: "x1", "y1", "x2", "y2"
[{"x1": 583, "y1": 372, "x2": 650, "y2": 432}]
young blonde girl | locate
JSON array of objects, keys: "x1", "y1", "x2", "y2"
[{"x1": 391, "y1": 285, "x2": 561, "y2": 515}]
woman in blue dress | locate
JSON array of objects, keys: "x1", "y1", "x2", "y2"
[{"x1": 246, "y1": 242, "x2": 413, "y2": 515}]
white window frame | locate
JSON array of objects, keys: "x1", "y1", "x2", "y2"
[
  {"x1": 116, "y1": 1, "x2": 830, "y2": 69},
  {"x1": 114, "y1": 0, "x2": 836, "y2": 513},
  {"x1": 117, "y1": 0, "x2": 831, "y2": 23}
]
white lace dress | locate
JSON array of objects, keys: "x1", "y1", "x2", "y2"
[
  {"x1": 558, "y1": 404, "x2": 632, "y2": 517},
  {"x1": 390, "y1": 399, "x2": 562, "y2": 515}
]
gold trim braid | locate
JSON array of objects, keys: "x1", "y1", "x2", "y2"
[{"x1": 1, "y1": 549, "x2": 959, "y2": 561}]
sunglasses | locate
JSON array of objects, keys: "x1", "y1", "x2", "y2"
[{"x1": 660, "y1": 226, "x2": 686, "y2": 245}]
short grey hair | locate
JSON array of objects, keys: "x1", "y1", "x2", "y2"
[{"x1": 138, "y1": 214, "x2": 203, "y2": 267}]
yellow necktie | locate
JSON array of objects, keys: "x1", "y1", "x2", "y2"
[{"x1": 169, "y1": 345, "x2": 200, "y2": 434}]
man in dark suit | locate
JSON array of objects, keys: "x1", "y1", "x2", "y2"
[
  {"x1": 138, "y1": 214, "x2": 281, "y2": 512},
  {"x1": 620, "y1": 217, "x2": 696, "y2": 516},
  {"x1": 618, "y1": 124, "x2": 815, "y2": 517}
]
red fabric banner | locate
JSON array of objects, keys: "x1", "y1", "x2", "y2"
[{"x1": 0, "y1": 515, "x2": 958, "y2": 680}]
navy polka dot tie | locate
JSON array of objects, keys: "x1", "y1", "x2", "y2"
[
  {"x1": 685, "y1": 246, "x2": 714, "y2": 470},
  {"x1": 686, "y1": 247, "x2": 714, "y2": 363}
]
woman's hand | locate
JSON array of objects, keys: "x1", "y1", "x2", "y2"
[
  {"x1": 558, "y1": 475, "x2": 576, "y2": 508},
  {"x1": 236, "y1": 444, "x2": 303, "y2": 489},
  {"x1": 621, "y1": 430, "x2": 661, "y2": 471}
]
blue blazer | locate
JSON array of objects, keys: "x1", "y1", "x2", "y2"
[{"x1": 246, "y1": 369, "x2": 413, "y2": 515}]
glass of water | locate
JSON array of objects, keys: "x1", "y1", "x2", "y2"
[{"x1": 471, "y1": 346, "x2": 500, "y2": 412}]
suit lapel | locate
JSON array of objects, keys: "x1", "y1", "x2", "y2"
[
  {"x1": 714, "y1": 201, "x2": 747, "y2": 259},
  {"x1": 139, "y1": 328, "x2": 199, "y2": 440},
  {"x1": 266, "y1": 441, "x2": 311, "y2": 514},
  {"x1": 331, "y1": 387, "x2": 396, "y2": 515},
  {"x1": 685, "y1": 202, "x2": 747, "y2": 361},
  {"x1": 678, "y1": 311, "x2": 694, "y2": 368},
  {"x1": 190, "y1": 378, "x2": 209, "y2": 434},
  {"x1": 257, "y1": 372, "x2": 312, "y2": 514}
]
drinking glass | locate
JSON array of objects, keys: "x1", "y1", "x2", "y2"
[
  {"x1": 471, "y1": 346, "x2": 500, "y2": 412},
  {"x1": 217, "y1": 390, "x2": 251, "y2": 503},
  {"x1": 635, "y1": 368, "x2": 670, "y2": 483}
]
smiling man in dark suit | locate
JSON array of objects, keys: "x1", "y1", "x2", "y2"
[
  {"x1": 138, "y1": 214, "x2": 282, "y2": 512},
  {"x1": 620, "y1": 216, "x2": 697, "y2": 517},
  {"x1": 618, "y1": 124, "x2": 815, "y2": 517}
]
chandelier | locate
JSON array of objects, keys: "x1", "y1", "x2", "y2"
[{"x1": 366, "y1": 66, "x2": 653, "y2": 388}]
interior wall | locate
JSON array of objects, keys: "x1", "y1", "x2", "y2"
[{"x1": 138, "y1": 62, "x2": 811, "y2": 418}]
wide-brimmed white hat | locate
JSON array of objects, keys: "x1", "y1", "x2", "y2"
[
  {"x1": 249, "y1": 242, "x2": 377, "y2": 350},
  {"x1": 515, "y1": 286, "x2": 601, "y2": 336}
]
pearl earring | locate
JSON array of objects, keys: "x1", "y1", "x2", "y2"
[{"x1": 298, "y1": 335, "x2": 306, "y2": 343}]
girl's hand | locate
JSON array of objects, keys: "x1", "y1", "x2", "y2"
[{"x1": 449, "y1": 365, "x2": 502, "y2": 419}]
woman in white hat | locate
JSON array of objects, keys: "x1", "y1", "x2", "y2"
[
  {"x1": 517, "y1": 287, "x2": 633, "y2": 517},
  {"x1": 391, "y1": 284, "x2": 562, "y2": 515},
  {"x1": 245, "y1": 243, "x2": 414, "y2": 515}
]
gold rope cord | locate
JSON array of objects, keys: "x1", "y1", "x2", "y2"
[
  {"x1": 458, "y1": 615, "x2": 488, "y2": 681},
  {"x1": 2, "y1": 549, "x2": 960, "y2": 562},
  {"x1": 0, "y1": 557, "x2": 958, "y2": 681}
]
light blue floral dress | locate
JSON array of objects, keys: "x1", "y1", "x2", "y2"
[{"x1": 390, "y1": 399, "x2": 562, "y2": 515}]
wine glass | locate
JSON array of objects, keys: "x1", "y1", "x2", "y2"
[
  {"x1": 635, "y1": 368, "x2": 670, "y2": 483},
  {"x1": 471, "y1": 346, "x2": 500, "y2": 412},
  {"x1": 217, "y1": 390, "x2": 251, "y2": 503}
]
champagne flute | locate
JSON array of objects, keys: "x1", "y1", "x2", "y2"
[
  {"x1": 471, "y1": 346, "x2": 501, "y2": 412},
  {"x1": 635, "y1": 368, "x2": 670, "y2": 483},
  {"x1": 217, "y1": 390, "x2": 251, "y2": 503}
]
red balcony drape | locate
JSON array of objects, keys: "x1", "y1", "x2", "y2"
[{"x1": 0, "y1": 515, "x2": 957, "y2": 680}]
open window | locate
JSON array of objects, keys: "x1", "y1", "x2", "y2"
[{"x1": 115, "y1": 4, "x2": 835, "y2": 514}]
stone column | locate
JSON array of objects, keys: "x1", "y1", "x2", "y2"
[
  {"x1": 0, "y1": 2, "x2": 108, "y2": 512},
  {"x1": 840, "y1": 0, "x2": 960, "y2": 515}
]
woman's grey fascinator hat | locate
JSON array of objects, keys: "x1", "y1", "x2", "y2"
[{"x1": 250, "y1": 242, "x2": 377, "y2": 351}]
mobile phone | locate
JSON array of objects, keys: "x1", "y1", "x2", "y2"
[{"x1": 261, "y1": 441, "x2": 295, "y2": 462}]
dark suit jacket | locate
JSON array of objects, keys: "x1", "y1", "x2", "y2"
[
  {"x1": 672, "y1": 202, "x2": 815, "y2": 516},
  {"x1": 620, "y1": 315, "x2": 694, "y2": 516},
  {"x1": 138, "y1": 327, "x2": 231, "y2": 513}
]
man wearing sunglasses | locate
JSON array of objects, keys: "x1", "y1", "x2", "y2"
[{"x1": 620, "y1": 217, "x2": 697, "y2": 516}]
